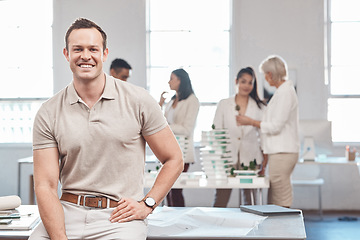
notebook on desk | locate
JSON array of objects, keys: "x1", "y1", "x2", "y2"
[
  {"x1": 0, "y1": 210, "x2": 40, "y2": 230},
  {"x1": 240, "y1": 204, "x2": 301, "y2": 216}
]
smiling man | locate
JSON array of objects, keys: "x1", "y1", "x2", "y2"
[{"x1": 29, "y1": 18, "x2": 183, "y2": 240}]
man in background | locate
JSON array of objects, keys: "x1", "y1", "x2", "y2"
[{"x1": 110, "y1": 58, "x2": 132, "y2": 81}]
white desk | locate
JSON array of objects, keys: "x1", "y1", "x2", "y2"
[
  {"x1": 0, "y1": 231, "x2": 32, "y2": 240},
  {"x1": 147, "y1": 207, "x2": 306, "y2": 240},
  {"x1": 0, "y1": 206, "x2": 306, "y2": 240},
  {"x1": 0, "y1": 205, "x2": 40, "y2": 240},
  {"x1": 17, "y1": 156, "x2": 269, "y2": 206},
  {"x1": 145, "y1": 172, "x2": 269, "y2": 205}
]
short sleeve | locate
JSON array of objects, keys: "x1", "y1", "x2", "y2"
[
  {"x1": 32, "y1": 104, "x2": 58, "y2": 150},
  {"x1": 139, "y1": 90, "x2": 168, "y2": 136}
]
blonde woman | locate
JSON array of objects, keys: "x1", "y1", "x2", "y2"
[{"x1": 237, "y1": 56, "x2": 299, "y2": 207}]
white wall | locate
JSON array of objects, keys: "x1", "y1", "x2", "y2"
[
  {"x1": 231, "y1": 0, "x2": 328, "y2": 120},
  {"x1": 2, "y1": 0, "x2": 347, "y2": 208}
]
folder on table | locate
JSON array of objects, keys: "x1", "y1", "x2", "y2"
[{"x1": 240, "y1": 204, "x2": 301, "y2": 216}]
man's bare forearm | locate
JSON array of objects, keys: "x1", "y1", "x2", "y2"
[
  {"x1": 147, "y1": 157, "x2": 183, "y2": 205},
  {"x1": 36, "y1": 186, "x2": 67, "y2": 240}
]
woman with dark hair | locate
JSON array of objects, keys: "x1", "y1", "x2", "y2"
[
  {"x1": 159, "y1": 68, "x2": 200, "y2": 207},
  {"x1": 212, "y1": 66, "x2": 267, "y2": 207}
]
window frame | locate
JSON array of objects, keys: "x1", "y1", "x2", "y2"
[
  {"x1": 146, "y1": 0, "x2": 232, "y2": 142},
  {"x1": 327, "y1": 0, "x2": 360, "y2": 144},
  {"x1": 0, "y1": 0, "x2": 53, "y2": 144}
]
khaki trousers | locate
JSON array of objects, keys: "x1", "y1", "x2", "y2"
[
  {"x1": 267, "y1": 153, "x2": 298, "y2": 207},
  {"x1": 29, "y1": 201, "x2": 147, "y2": 240}
]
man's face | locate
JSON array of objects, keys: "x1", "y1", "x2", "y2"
[
  {"x1": 63, "y1": 28, "x2": 108, "y2": 82},
  {"x1": 110, "y1": 68, "x2": 131, "y2": 81}
]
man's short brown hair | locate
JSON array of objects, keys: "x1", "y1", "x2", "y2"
[{"x1": 65, "y1": 18, "x2": 107, "y2": 51}]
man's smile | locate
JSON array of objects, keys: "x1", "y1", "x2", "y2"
[{"x1": 78, "y1": 64, "x2": 95, "y2": 68}]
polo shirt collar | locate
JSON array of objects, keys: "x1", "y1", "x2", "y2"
[
  {"x1": 68, "y1": 83, "x2": 80, "y2": 105},
  {"x1": 102, "y1": 74, "x2": 116, "y2": 100},
  {"x1": 68, "y1": 74, "x2": 116, "y2": 105}
]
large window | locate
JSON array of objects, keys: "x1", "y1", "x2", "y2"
[
  {"x1": 147, "y1": 0, "x2": 230, "y2": 141},
  {"x1": 0, "y1": 0, "x2": 53, "y2": 143},
  {"x1": 328, "y1": 0, "x2": 360, "y2": 143}
]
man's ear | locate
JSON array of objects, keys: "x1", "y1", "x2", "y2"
[
  {"x1": 102, "y1": 48, "x2": 109, "y2": 62},
  {"x1": 63, "y1": 48, "x2": 70, "y2": 62}
]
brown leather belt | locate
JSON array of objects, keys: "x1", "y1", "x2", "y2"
[{"x1": 60, "y1": 193, "x2": 118, "y2": 209}]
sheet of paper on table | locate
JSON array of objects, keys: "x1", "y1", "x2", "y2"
[{"x1": 147, "y1": 207, "x2": 267, "y2": 237}]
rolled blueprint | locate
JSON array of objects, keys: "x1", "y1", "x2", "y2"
[{"x1": 0, "y1": 195, "x2": 21, "y2": 210}]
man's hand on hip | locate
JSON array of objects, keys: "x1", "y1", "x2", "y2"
[{"x1": 109, "y1": 198, "x2": 152, "y2": 223}]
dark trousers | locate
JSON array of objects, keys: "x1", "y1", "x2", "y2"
[{"x1": 166, "y1": 163, "x2": 190, "y2": 207}]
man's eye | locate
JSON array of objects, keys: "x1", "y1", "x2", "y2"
[
  {"x1": 91, "y1": 48, "x2": 98, "y2": 52},
  {"x1": 74, "y1": 48, "x2": 81, "y2": 52}
]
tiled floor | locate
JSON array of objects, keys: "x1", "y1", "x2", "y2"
[{"x1": 303, "y1": 210, "x2": 360, "y2": 240}]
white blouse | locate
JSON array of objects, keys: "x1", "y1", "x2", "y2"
[
  {"x1": 164, "y1": 94, "x2": 200, "y2": 163},
  {"x1": 166, "y1": 106, "x2": 175, "y2": 124},
  {"x1": 213, "y1": 96, "x2": 264, "y2": 165},
  {"x1": 260, "y1": 80, "x2": 300, "y2": 154}
]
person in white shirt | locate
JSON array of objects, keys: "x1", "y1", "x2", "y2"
[
  {"x1": 159, "y1": 68, "x2": 200, "y2": 206},
  {"x1": 212, "y1": 67, "x2": 267, "y2": 207},
  {"x1": 237, "y1": 55, "x2": 299, "y2": 207}
]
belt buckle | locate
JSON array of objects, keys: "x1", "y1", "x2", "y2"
[{"x1": 83, "y1": 195, "x2": 102, "y2": 208}]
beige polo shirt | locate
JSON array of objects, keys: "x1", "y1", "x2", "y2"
[{"x1": 33, "y1": 74, "x2": 167, "y2": 201}]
